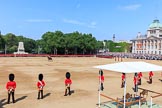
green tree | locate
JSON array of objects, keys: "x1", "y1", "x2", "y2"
[
  {"x1": 0, "y1": 34, "x2": 5, "y2": 53},
  {"x1": 3, "y1": 33, "x2": 17, "y2": 53}
]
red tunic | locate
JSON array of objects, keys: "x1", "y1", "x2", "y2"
[
  {"x1": 65, "y1": 79, "x2": 72, "y2": 85},
  {"x1": 6, "y1": 81, "x2": 16, "y2": 91},
  {"x1": 134, "y1": 76, "x2": 138, "y2": 85},
  {"x1": 149, "y1": 71, "x2": 153, "y2": 77},
  {"x1": 99, "y1": 76, "x2": 104, "y2": 82},
  {"x1": 138, "y1": 72, "x2": 142, "y2": 79},
  {"x1": 37, "y1": 80, "x2": 45, "y2": 89},
  {"x1": 122, "y1": 74, "x2": 125, "y2": 80}
]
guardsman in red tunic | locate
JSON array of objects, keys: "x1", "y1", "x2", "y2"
[
  {"x1": 133, "y1": 73, "x2": 138, "y2": 92},
  {"x1": 149, "y1": 71, "x2": 154, "y2": 84},
  {"x1": 99, "y1": 69, "x2": 104, "y2": 91},
  {"x1": 121, "y1": 73, "x2": 125, "y2": 88},
  {"x1": 6, "y1": 73, "x2": 16, "y2": 104},
  {"x1": 64, "y1": 72, "x2": 72, "y2": 96},
  {"x1": 37, "y1": 74, "x2": 45, "y2": 99},
  {"x1": 138, "y1": 72, "x2": 142, "y2": 85}
]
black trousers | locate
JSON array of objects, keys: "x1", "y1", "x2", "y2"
[
  {"x1": 134, "y1": 84, "x2": 138, "y2": 92},
  {"x1": 65, "y1": 87, "x2": 71, "y2": 96},
  {"x1": 138, "y1": 78, "x2": 141, "y2": 85},
  {"x1": 149, "y1": 77, "x2": 152, "y2": 84},
  {"x1": 38, "y1": 90, "x2": 43, "y2": 99},
  {"x1": 100, "y1": 83, "x2": 104, "y2": 91},
  {"x1": 8, "y1": 91, "x2": 15, "y2": 103},
  {"x1": 121, "y1": 80, "x2": 125, "y2": 88}
]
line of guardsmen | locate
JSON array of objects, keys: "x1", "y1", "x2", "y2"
[
  {"x1": 5, "y1": 72, "x2": 72, "y2": 104},
  {"x1": 121, "y1": 71, "x2": 154, "y2": 92},
  {"x1": 4, "y1": 70, "x2": 154, "y2": 104}
]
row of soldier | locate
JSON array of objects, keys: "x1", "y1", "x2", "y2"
[
  {"x1": 121, "y1": 71, "x2": 154, "y2": 92},
  {"x1": 4, "y1": 70, "x2": 155, "y2": 104},
  {"x1": 98, "y1": 70, "x2": 154, "y2": 93},
  {"x1": 6, "y1": 72, "x2": 72, "y2": 104}
]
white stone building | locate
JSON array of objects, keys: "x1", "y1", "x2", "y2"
[{"x1": 131, "y1": 19, "x2": 162, "y2": 55}]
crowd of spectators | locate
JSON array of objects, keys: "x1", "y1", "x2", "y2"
[{"x1": 97, "y1": 52, "x2": 162, "y2": 60}]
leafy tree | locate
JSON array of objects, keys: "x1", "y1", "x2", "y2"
[
  {"x1": 3, "y1": 33, "x2": 17, "y2": 53},
  {"x1": 0, "y1": 30, "x2": 130, "y2": 54},
  {"x1": 0, "y1": 34, "x2": 5, "y2": 53}
]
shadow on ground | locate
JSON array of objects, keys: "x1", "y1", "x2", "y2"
[
  {"x1": 15, "y1": 96, "x2": 28, "y2": 103},
  {"x1": 43, "y1": 93, "x2": 51, "y2": 99}
]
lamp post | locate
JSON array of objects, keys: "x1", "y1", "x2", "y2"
[
  {"x1": 5, "y1": 44, "x2": 7, "y2": 55},
  {"x1": 38, "y1": 46, "x2": 40, "y2": 54}
]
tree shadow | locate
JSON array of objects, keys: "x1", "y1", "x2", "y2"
[
  {"x1": 43, "y1": 93, "x2": 51, "y2": 99},
  {"x1": 15, "y1": 96, "x2": 27, "y2": 103}
]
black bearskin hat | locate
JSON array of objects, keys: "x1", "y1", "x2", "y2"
[
  {"x1": 66, "y1": 72, "x2": 71, "y2": 79},
  {"x1": 39, "y1": 74, "x2": 43, "y2": 81},
  {"x1": 9, "y1": 73, "x2": 15, "y2": 81},
  {"x1": 122, "y1": 73, "x2": 125, "y2": 75},
  {"x1": 135, "y1": 73, "x2": 137, "y2": 76},
  {"x1": 99, "y1": 70, "x2": 103, "y2": 76}
]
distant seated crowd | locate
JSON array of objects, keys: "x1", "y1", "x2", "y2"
[{"x1": 97, "y1": 52, "x2": 162, "y2": 60}]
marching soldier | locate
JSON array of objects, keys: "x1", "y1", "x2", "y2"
[
  {"x1": 121, "y1": 73, "x2": 125, "y2": 88},
  {"x1": 99, "y1": 69, "x2": 104, "y2": 91},
  {"x1": 37, "y1": 74, "x2": 45, "y2": 99},
  {"x1": 149, "y1": 71, "x2": 154, "y2": 84},
  {"x1": 134, "y1": 73, "x2": 138, "y2": 92},
  {"x1": 6, "y1": 73, "x2": 16, "y2": 104},
  {"x1": 64, "y1": 72, "x2": 72, "y2": 96},
  {"x1": 138, "y1": 72, "x2": 142, "y2": 85}
]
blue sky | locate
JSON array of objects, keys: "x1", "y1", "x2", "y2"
[{"x1": 0, "y1": 0, "x2": 162, "y2": 41}]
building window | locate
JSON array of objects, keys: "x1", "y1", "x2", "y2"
[
  {"x1": 148, "y1": 51, "x2": 149, "y2": 54},
  {"x1": 159, "y1": 51, "x2": 161, "y2": 55},
  {"x1": 150, "y1": 31, "x2": 152, "y2": 34},
  {"x1": 159, "y1": 43, "x2": 161, "y2": 49},
  {"x1": 155, "y1": 51, "x2": 156, "y2": 54},
  {"x1": 155, "y1": 45, "x2": 157, "y2": 49}
]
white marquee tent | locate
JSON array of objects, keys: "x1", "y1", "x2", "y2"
[{"x1": 94, "y1": 61, "x2": 162, "y2": 108}]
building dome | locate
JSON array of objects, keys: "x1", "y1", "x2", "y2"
[{"x1": 149, "y1": 19, "x2": 162, "y2": 28}]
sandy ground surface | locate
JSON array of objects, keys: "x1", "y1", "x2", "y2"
[{"x1": 0, "y1": 57, "x2": 162, "y2": 108}]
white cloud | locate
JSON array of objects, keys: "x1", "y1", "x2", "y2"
[
  {"x1": 63, "y1": 19, "x2": 85, "y2": 25},
  {"x1": 120, "y1": 4, "x2": 141, "y2": 11},
  {"x1": 88, "y1": 21, "x2": 97, "y2": 28},
  {"x1": 25, "y1": 19, "x2": 53, "y2": 23},
  {"x1": 63, "y1": 19, "x2": 96, "y2": 28}
]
